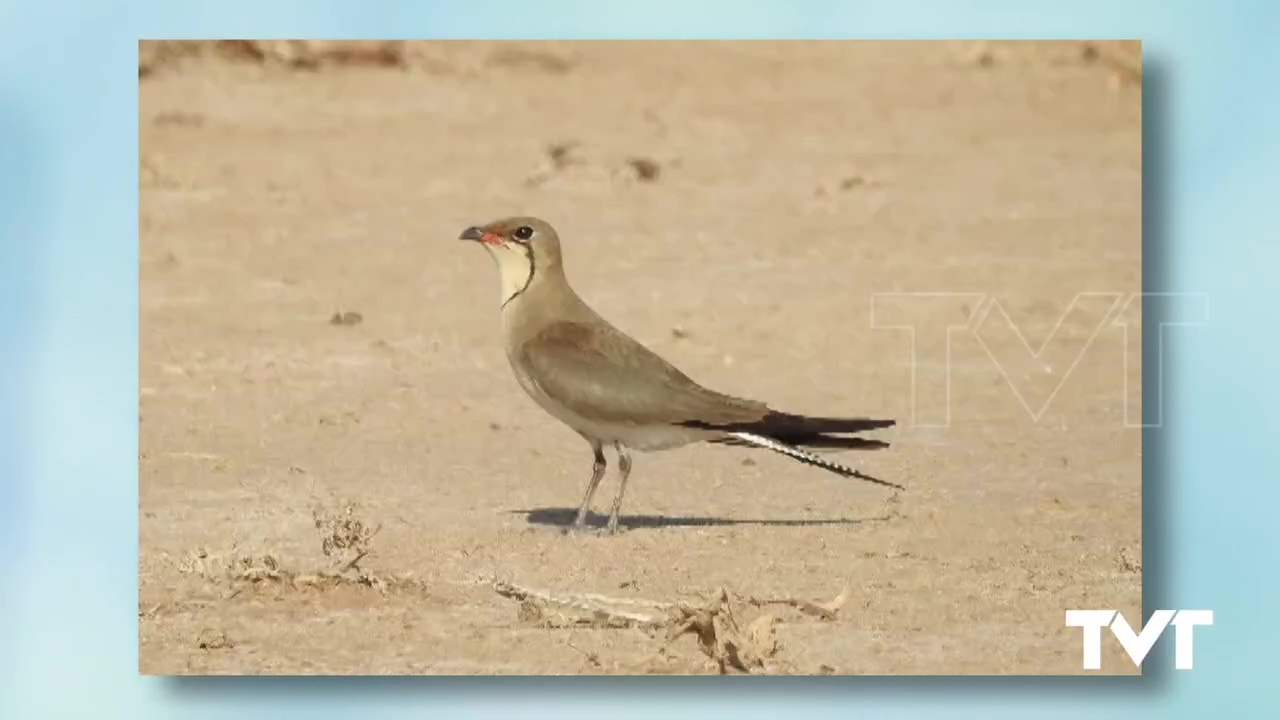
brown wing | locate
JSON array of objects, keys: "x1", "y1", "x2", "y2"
[{"x1": 517, "y1": 321, "x2": 768, "y2": 427}]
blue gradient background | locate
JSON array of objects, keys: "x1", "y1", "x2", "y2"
[{"x1": 2, "y1": 0, "x2": 1276, "y2": 717}]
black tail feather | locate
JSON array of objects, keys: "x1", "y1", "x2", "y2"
[
  {"x1": 712, "y1": 434, "x2": 889, "y2": 450},
  {"x1": 722, "y1": 432, "x2": 903, "y2": 490},
  {"x1": 758, "y1": 412, "x2": 896, "y2": 436},
  {"x1": 681, "y1": 411, "x2": 895, "y2": 449}
]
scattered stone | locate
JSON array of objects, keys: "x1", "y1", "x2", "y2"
[
  {"x1": 626, "y1": 157, "x2": 662, "y2": 182},
  {"x1": 329, "y1": 311, "x2": 363, "y2": 326}
]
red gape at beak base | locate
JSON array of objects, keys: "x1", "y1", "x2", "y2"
[{"x1": 481, "y1": 232, "x2": 504, "y2": 246}]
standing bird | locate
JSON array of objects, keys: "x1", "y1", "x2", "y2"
[{"x1": 459, "y1": 216, "x2": 900, "y2": 535}]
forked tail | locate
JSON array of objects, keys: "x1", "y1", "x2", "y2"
[
  {"x1": 682, "y1": 411, "x2": 895, "y2": 449},
  {"x1": 723, "y1": 432, "x2": 903, "y2": 490},
  {"x1": 680, "y1": 410, "x2": 901, "y2": 489}
]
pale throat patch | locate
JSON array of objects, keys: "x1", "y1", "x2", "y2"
[{"x1": 484, "y1": 242, "x2": 534, "y2": 306}]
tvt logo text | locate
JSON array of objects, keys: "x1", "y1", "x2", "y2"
[{"x1": 1066, "y1": 609, "x2": 1213, "y2": 670}]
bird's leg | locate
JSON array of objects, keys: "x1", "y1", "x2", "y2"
[
  {"x1": 573, "y1": 441, "x2": 607, "y2": 529},
  {"x1": 606, "y1": 444, "x2": 633, "y2": 535}
]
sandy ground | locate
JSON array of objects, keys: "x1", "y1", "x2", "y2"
[{"x1": 139, "y1": 40, "x2": 1143, "y2": 675}]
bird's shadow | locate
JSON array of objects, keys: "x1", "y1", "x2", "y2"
[{"x1": 512, "y1": 507, "x2": 891, "y2": 530}]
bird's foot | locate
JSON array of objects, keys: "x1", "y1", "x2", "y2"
[{"x1": 563, "y1": 519, "x2": 605, "y2": 537}]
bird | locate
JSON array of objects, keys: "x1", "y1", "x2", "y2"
[{"x1": 458, "y1": 216, "x2": 900, "y2": 535}]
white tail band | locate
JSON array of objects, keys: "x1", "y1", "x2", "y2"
[{"x1": 728, "y1": 432, "x2": 903, "y2": 490}]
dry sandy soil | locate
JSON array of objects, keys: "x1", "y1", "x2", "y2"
[{"x1": 139, "y1": 40, "x2": 1143, "y2": 675}]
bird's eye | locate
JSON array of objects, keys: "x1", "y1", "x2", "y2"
[{"x1": 512, "y1": 226, "x2": 534, "y2": 241}]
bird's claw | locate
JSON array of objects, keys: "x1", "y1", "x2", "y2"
[{"x1": 563, "y1": 521, "x2": 604, "y2": 537}]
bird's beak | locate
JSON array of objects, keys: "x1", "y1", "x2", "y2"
[{"x1": 459, "y1": 226, "x2": 502, "y2": 245}]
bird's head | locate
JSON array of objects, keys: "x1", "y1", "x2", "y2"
[{"x1": 459, "y1": 216, "x2": 563, "y2": 306}]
